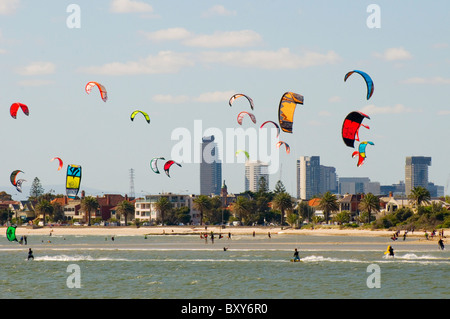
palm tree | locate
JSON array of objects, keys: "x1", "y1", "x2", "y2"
[
  {"x1": 232, "y1": 196, "x2": 254, "y2": 225},
  {"x1": 318, "y1": 191, "x2": 339, "y2": 224},
  {"x1": 81, "y1": 196, "x2": 99, "y2": 226},
  {"x1": 408, "y1": 186, "x2": 431, "y2": 213},
  {"x1": 358, "y1": 193, "x2": 380, "y2": 224},
  {"x1": 116, "y1": 200, "x2": 135, "y2": 226},
  {"x1": 193, "y1": 195, "x2": 211, "y2": 225},
  {"x1": 154, "y1": 197, "x2": 173, "y2": 225},
  {"x1": 35, "y1": 199, "x2": 53, "y2": 226},
  {"x1": 272, "y1": 192, "x2": 293, "y2": 226}
]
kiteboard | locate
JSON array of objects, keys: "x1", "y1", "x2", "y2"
[{"x1": 290, "y1": 259, "x2": 302, "y2": 262}]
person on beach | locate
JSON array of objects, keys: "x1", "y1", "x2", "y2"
[
  {"x1": 27, "y1": 248, "x2": 34, "y2": 261},
  {"x1": 293, "y1": 248, "x2": 300, "y2": 262}
]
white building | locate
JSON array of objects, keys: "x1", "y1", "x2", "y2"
[
  {"x1": 134, "y1": 193, "x2": 201, "y2": 224},
  {"x1": 245, "y1": 160, "x2": 269, "y2": 192}
]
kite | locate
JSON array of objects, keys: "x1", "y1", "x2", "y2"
[
  {"x1": 164, "y1": 160, "x2": 181, "y2": 178},
  {"x1": 10, "y1": 103, "x2": 29, "y2": 119},
  {"x1": 130, "y1": 110, "x2": 150, "y2": 124},
  {"x1": 352, "y1": 141, "x2": 374, "y2": 167},
  {"x1": 6, "y1": 226, "x2": 18, "y2": 242},
  {"x1": 10, "y1": 170, "x2": 25, "y2": 192},
  {"x1": 341, "y1": 111, "x2": 370, "y2": 148},
  {"x1": 85, "y1": 81, "x2": 108, "y2": 102},
  {"x1": 15, "y1": 179, "x2": 26, "y2": 193},
  {"x1": 51, "y1": 157, "x2": 64, "y2": 171},
  {"x1": 150, "y1": 157, "x2": 165, "y2": 174},
  {"x1": 229, "y1": 93, "x2": 254, "y2": 110},
  {"x1": 344, "y1": 70, "x2": 374, "y2": 100},
  {"x1": 260, "y1": 121, "x2": 281, "y2": 138},
  {"x1": 278, "y1": 92, "x2": 304, "y2": 133},
  {"x1": 237, "y1": 111, "x2": 256, "y2": 125},
  {"x1": 66, "y1": 164, "x2": 82, "y2": 199},
  {"x1": 235, "y1": 149, "x2": 250, "y2": 160},
  {"x1": 276, "y1": 141, "x2": 291, "y2": 154}
]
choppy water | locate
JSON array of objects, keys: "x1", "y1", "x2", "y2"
[{"x1": 0, "y1": 232, "x2": 448, "y2": 299}]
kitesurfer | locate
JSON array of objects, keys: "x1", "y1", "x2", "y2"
[
  {"x1": 438, "y1": 238, "x2": 445, "y2": 250},
  {"x1": 27, "y1": 248, "x2": 34, "y2": 261},
  {"x1": 387, "y1": 245, "x2": 394, "y2": 257},
  {"x1": 293, "y1": 248, "x2": 300, "y2": 262}
]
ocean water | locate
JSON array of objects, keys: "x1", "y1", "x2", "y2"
[{"x1": 0, "y1": 232, "x2": 448, "y2": 299}]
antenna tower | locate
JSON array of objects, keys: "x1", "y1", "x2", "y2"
[{"x1": 129, "y1": 168, "x2": 135, "y2": 198}]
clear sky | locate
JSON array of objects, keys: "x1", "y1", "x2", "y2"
[{"x1": 1, "y1": 0, "x2": 449, "y2": 200}]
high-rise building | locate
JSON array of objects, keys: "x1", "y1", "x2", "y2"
[
  {"x1": 245, "y1": 160, "x2": 269, "y2": 192},
  {"x1": 320, "y1": 165, "x2": 338, "y2": 194},
  {"x1": 297, "y1": 156, "x2": 321, "y2": 199},
  {"x1": 405, "y1": 156, "x2": 431, "y2": 195},
  {"x1": 200, "y1": 136, "x2": 222, "y2": 195}
]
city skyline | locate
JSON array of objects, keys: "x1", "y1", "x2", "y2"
[{"x1": 1, "y1": 1, "x2": 450, "y2": 200}]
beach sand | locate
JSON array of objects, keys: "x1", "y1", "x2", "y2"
[{"x1": 5, "y1": 225, "x2": 447, "y2": 242}]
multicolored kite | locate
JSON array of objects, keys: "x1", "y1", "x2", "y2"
[
  {"x1": 10, "y1": 170, "x2": 25, "y2": 193},
  {"x1": 260, "y1": 121, "x2": 281, "y2": 138},
  {"x1": 66, "y1": 164, "x2": 82, "y2": 199},
  {"x1": 352, "y1": 141, "x2": 374, "y2": 167},
  {"x1": 342, "y1": 111, "x2": 370, "y2": 148},
  {"x1": 229, "y1": 93, "x2": 254, "y2": 110},
  {"x1": 344, "y1": 70, "x2": 374, "y2": 100},
  {"x1": 278, "y1": 92, "x2": 304, "y2": 133},
  {"x1": 85, "y1": 81, "x2": 108, "y2": 102},
  {"x1": 164, "y1": 160, "x2": 181, "y2": 178},
  {"x1": 51, "y1": 157, "x2": 64, "y2": 171},
  {"x1": 237, "y1": 111, "x2": 256, "y2": 125},
  {"x1": 276, "y1": 141, "x2": 291, "y2": 154},
  {"x1": 150, "y1": 157, "x2": 165, "y2": 174}
]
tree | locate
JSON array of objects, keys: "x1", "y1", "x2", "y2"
[
  {"x1": 116, "y1": 200, "x2": 135, "y2": 226},
  {"x1": 232, "y1": 196, "x2": 256, "y2": 225},
  {"x1": 272, "y1": 192, "x2": 293, "y2": 226},
  {"x1": 273, "y1": 180, "x2": 286, "y2": 195},
  {"x1": 318, "y1": 191, "x2": 339, "y2": 224},
  {"x1": 359, "y1": 193, "x2": 380, "y2": 224},
  {"x1": 408, "y1": 186, "x2": 431, "y2": 213},
  {"x1": 35, "y1": 199, "x2": 53, "y2": 226},
  {"x1": 29, "y1": 177, "x2": 44, "y2": 199},
  {"x1": 193, "y1": 195, "x2": 211, "y2": 225},
  {"x1": 154, "y1": 197, "x2": 173, "y2": 225},
  {"x1": 81, "y1": 196, "x2": 99, "y2": 226}
]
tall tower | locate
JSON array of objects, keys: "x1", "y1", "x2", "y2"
[
  {"x1": 405, "y1": 156, "x2": 431, "y2": 195},
  {"x1": 245, "y1": 160, "x2": 269, "y2": 192},
  {"x1": 200, "y1": 136, "x2": 222, "y2": 195},
  {"x1": 129, "y1": 168, "x2": 135, "y2": 199},
  {"x1": 297, "y1": 156, "x2": 320, "y2": 200}
]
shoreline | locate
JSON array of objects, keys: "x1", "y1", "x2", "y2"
[{"x1": 4, "y1": 225, "x2": 448, "y2": 240}]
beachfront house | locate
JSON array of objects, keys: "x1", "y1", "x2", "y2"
[{"x1": 135, "y1": 193, "x2": 201, "y2": 225}]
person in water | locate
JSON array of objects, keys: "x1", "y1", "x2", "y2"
[
  {"x1": 27, "y1": 248, "x2": 34, "y2": 261},
  {"x1": 438, "y1": 238, "x2": 445, "y2": 250},
  {"x1": 293, "y1": 248, "x2": 300, "y2": 261},
  {"x1": 387, "y1": 245, "x2": 394, "y2": 257}
]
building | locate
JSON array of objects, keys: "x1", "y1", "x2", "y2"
[
  {"x1": 245, "y1": 160, "x2": 269, "y2": 192},
  {"x1": 405, "y1": 156, "x2": 432, "y2": 195},
  {"x1": 338, "y1": 177, "x2": 380, "y2": 195},
  {"x1": 297, "y1": 156, "x2": 321, "y2": 200},
  {"x1": 134, "y1": 193, "x2": 201, "y2": 224},
  {"x1": 200, "y1": 135, "x2": 222, "y2": 195},
  {"x1": 320, "y1": 165, "x2": 338, "y2": 194}
]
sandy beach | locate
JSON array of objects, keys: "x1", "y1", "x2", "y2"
[{"x1": 5, "y1": 225, "x2": 447, "y2": 242}]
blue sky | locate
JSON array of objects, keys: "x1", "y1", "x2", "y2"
[{"x1": 1, "y1": 0, "x2": 449, "y2": 200}]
